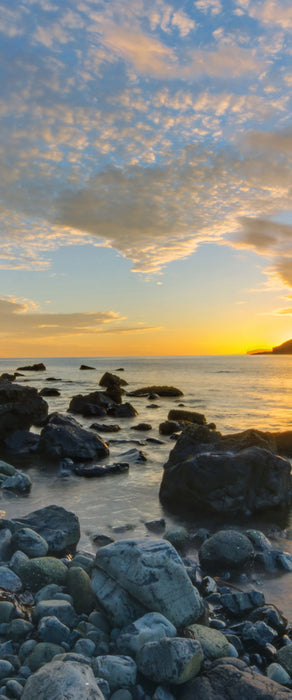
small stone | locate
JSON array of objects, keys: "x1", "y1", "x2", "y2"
[
  {"x1": 110, "y1": 690, "x2": 132, "y2": 700},
  {"x1": 0, "y1": 659, "x2": 14, "y2": 679},
  {"x1": 184, "y1": 624, "x2": 230, "y2": 660},
  {"x1": 278, "y1": 644, "x2": 292, "y2": 674},
  {"x1": 5, "y1": 679, "x2": 23, "y2": 698},
  {"x1": 137, "y1": 637, "x2": 203, "y2": 685},
  {"x1": 18, "y1": 557, "x2": 67, "y2": 591},
  {"x1": 26, "y1": 642, "x2": 64, "y2": 671},
  {"x1": 34, "y1": 599, "x2": 78, "y2": 628},
  {"x1": 266, "y1": 662, "x2": 291, "y2": 685},
  {"x1": 0, "y1": 566, "x2": 22, "y2": 593},
  {"x1": 6, "y1": 619, "x2": 34, "y2": 641},
  {"x1": 92, "y1": 655, "x2": 137, "y2": 691},
  {"x1": 66, "y1": 566, "x2": 95, "y2": 615},
  {"x1": 11, "y1": 528, "x2": 48, "y2": 558},
  {"x1": 73, "y1": 638, "x2": 96, "y2": 657},
  {"x1": 116, "y1": 612, "x2": 177, "y2": 656},
  {"x1": 37, "y1": 616, "x2": 71, "y2": 645}
]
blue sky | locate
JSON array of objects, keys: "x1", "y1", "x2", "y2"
[{"x1": 0, "y1": 0, "x2": 292, "y2": 355}]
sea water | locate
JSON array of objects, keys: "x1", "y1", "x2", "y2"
[{"x1": 1, "y1": 354, "x2": 292, "y2": 617}]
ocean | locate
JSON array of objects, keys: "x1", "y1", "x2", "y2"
[{"x1": 1, "y1": 354, "x2": 292, "y2": 618}]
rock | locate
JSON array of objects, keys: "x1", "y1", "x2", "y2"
[
  {"x1": 6, "y1": 618, "x2": 34, "y2": 641},
  {"x1": 39, "y1": 388, "x2": 60, "y2": 397},
  {"x1": 136, "y1": 637, "x2": 203, "y2": 684},
  {"x1": 11, "y1": 528, "x2": 48, "y2": 558},
  {"x1": 91, "y1": 567, "x2": 147, "y2": 627},
  {"x1": 37, "y1": 616, "x2": 71, "y2": 645},
  {"x1": 0, "y1": 381, "x2": 48, "y2": 440},
  {"x1": 3, "y1": 430, "x2": 40, "y2": 454},
  {"x1": 90, "y1": 423, "x2": 121, "y2": 433},
  {"x1": 66, "y1": 566, "x2": 95, "y2": 615},
  {"x1": 160, "y1": 445, "x2": 292, "y2": 516},
  {"x1": 131, "y1": 423, "x2": 152, "y2": 431},
  {"x1": 245, "y1": 529, "x2": 272, "y2": 551},
  {"x1": 17, "y1": 363, "x2": 46, "y2": 371},
  {"x1": 22, "y1": 657, "x2": 103, "y2": 698},
  {"x1": 266, "y1": 662, "x2": 291, "y2": 685},
  {"x1": 159, "y1": 421, "x2": 181, "y2": 436},
  {"x1": 0, "y1": 659, "x2": 14, "y2": 679},
  {"x1": 80, "y1": 364, "x2": 96, "y2": 370},
  {"x1": 69, "y1": 391, "x2": 114, "y2": 416},
  {"x1": 0, "y1": 566, "x2": 22, "y2": 592},
  {"x1": 92, "y1": 655, "x2": 137, "y2": 690},
  {"x1": 34, "y1": 599, "x2": 78, "y2": 627},
  {"x1": 39, "y1": 412, "x2": 109, "y2": 461},
  {"x1": 0, "y1": 529, "x2": 12, "y2": 561},
  {"x1": 93, "y1": 539, "x2": 204, "y2": 627},
  {"x1": 248, "y1": 605, "x2": 288, "y2": 634},
  {"x1": 198, "y1": 530, "x2": 255, "y2": 573},
  {"x1": 179, "y1": 658, "x2": 292, "y2": 700},
  {"x1": 163, "y1": 527, "x2": 189, "y2": 551},
  {"x1": 1, "y1": 470, "x2": 32, "y2": 494},
  {"x1": 278, "y1": 645, "x2": 292, "y2": 675},
  {"x1": 18, "y1": 557, "x2": 67, "y2": 591},
  {"x1": 220, "y1": 591, "x2": 265, "y2": 617},
  {"x1": 25, "y1": 642, "x2": 65, "y2": 671},
  {"x1": 273, "y1": 430, "x2": 292, "y2": 456},
  {"x1": 73, "y1": 462, "x2": 129, "y2": 477},
  {"x1": 13, "y1": 505, "x2": 80, "y2": 555},
  {"x1": 184, "y1": 624, "x2": 230, "y2": 660},
  {"x1": 168, "y1": 410, "x2": 206, "y2": 425},
  {"x1": 145, "y1": 519, "x2": 166, "y2": 534},
  {"x1": 116, "y1": 613, "x2": 177, "y2": 656},
  {"x1": 99, "y1": 372, "x2": 128, "y2": 387},
  {"x1": 128, "y1": 386, "x2": 183, "y2": 397},
  {"x1": 107, "y1": 403, "x2": 138, "y2": 418},
  {"x1": 118, "y1": 449, "x2": 146, "y2": 462}
]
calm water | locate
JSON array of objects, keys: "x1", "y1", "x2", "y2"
[{"x1": 1, "y1": 354, "x2": 292, "y2": 618}]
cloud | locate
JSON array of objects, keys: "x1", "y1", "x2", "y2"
[
  {"x1": 248, "y1": 0, "x2": 292, "y2": 30},
  {"x1": 195, "y1": 0, "x2": 222, "y2": 15},
  {"x1": 235, "y1": 217, "x2": 292, "y2": 253},
  {"x1": 171, "y1": 10, "x2": 195, "y2": 36}
]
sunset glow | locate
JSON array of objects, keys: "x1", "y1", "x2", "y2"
[{"x1": 1, "y1": 0, "x2": 292, "y2": 356}]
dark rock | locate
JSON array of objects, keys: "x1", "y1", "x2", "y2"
[
  {"x1": 128, "y1": 386, "x2": 183, "y2": 397},
  {"x1": 118, "y1": 449, "x2": 147, "y2": 462},
  {"x1": 82, "y1": 405, "x2": 107, "y2": 418},
  {"x1": 220, "y1": 591, "x2": 265, "y2": 617},
  {"x1": 0, "y1": 381, "x2": 48, "y2": 440},
  {"x1": 199, "y1": 530, "x2": 255, "y2": 573},
  {"x1": 73, "y1": 462, "x2": 129, "y2": 477},
  {"x1": 168, "y1": 410, "x2": 206, "y2": 425},
  {"x1": 160, "y1": 445, "x2": 292, "y2": 516},
  {"x1": 80, "y1": 364, "x2": 96, "y2": 370},
  {"x1": 248, "y1": 605, "x2": 288, "y2": 635},
  {"x1": 16, "y1": 363, "x2": 46, "y2": 372},
  {"x1": 69, "y1": 391, "x2": 114, "y2": 416},
  {"x1": 241, "y1": 621, "x2": 278, "y2": 651},
  {"x1": 159, "y1": 421, "x2": 181, "y2": 436},
  {"x1": 179, "y1": 657, "x2": 292, "y2": 699},
  {"x1": 104, "y1": 385, "x2": 125, "y2": 403},
  {"x1": 90, "y1": 423, "x2": 121, "y2": 433},
  {"x1": 131, "y1": 423, "x2": 152, "y2": 431},
  {"x1": 12, "y1": 505, "x2": 80, "y2": 555},
  {"x1": 39, "y1": 412, "x2": 109, "y2": 461},
  {"x1": 4, "y1": 430, "x2": 40, "y2": 454},
  {"x1": 39, "y1": 388, "x2": 60, "y2": 397},
  {"x1": 145, "y1": 519, "x2": 166, "y2": 534},
  {"x1": 99, "y1": 372, "x2": 128, "y2": 387},
  {"x1": 0, "y1": 373, "x2": 16, "y2": 382},
  {"x1": 146, "y1": 437, "x2": 165, "y2": 444},
  {"x1": 107, "y1": 403, "x2": 138, "y2": 418},
  {"x1": 272, "y1": 431, "x2": 292, "y2": 456},
  {"x1": 46, "y1": 377, "x2": 61, "y2": 381}
]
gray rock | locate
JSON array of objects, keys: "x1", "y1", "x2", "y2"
[
  {"x1": 278, "y1": 645, "x2": 292, "y2": 675},
  {"x1": 1, "y1": 471, "x2": 32, "y2": 494},
  {"x1": 39, "y1": 412, "x2": 109, "y2": 461},
  {"x1": 5, "y1": 679, "x2": 23, "y2": 698},
  {"x1": 9, "y1": 550, "x2": 29, "y2": 575},
  {"x1": 137, "y1": 637, "x2": 203, "y2": 684},
  {"x1": 11, "y1": 528, "x2": 48, "y2": 558},
  {"x1": 73, "y1": 638, "x2": 96, "y2": 657},
  {"x1": 21, "y1": 657, "x2": 104, "y2": 699},
  {"x1": 0, "y1": 566, "x2": 22, "y2": 592},
  {"x1": 116, "y1": 613, "x2": 177, "y2": 656},
  {"x1": 34, "y1": 599, "x2": 78, "y2": 627},
  {"x1": 37, "y1": 616, "x2": 71, "y2": 644},
  {"x1": 163, "y1": 527, "x2": 189, "y2": 551},
  {"x1": 0, "y1": 601, "x2": 14, "y2": 623},
  {"x1": 13, "y1": 505, "x2": 80, "y2": 555},
  {"x1": 266, "y1": 662, "x2": 291, "y2": 685},
  {"x1": 111, "y1": 691, "x2": 132, "y2": 700},
  {"x1": 66, "y1": 566, "x2": 95, "y2": 615},
  {"x1": 6, "y1": 619, "x2": 34, "y2": 641},
  {"x1": 0, "y1": 529, "x2": 12, "y2": 561},
  {"x1": 92, "y1": 655, "x2": 137, "y2": 690},
  {"x1": 199, "y1": 530, "x2": 255, "y2": 573},
  {"x1": 18, "y1": 557, "x2": 67, "y2": 591},
  {"x1": 184, "y1": 624, "x2": 230, "y2": 660},
  {"x1": 180, "y1": 657, "x2": 292, "y2": 700},
  {"x1": 93, "y1": 539, "x2": 204, "y2": 627},
  {"x1": 35, "y1": 584, "x2": 64, "y2": 604},
  {"x1": 0, "y1": 659, "x2": 14, "y2": 679},
  {"x1": 26, "y1": 642, "x2": 64, "y2": 671},
  {"x1": 91, "y1": 567, "x2": 147, "y2": 628}
]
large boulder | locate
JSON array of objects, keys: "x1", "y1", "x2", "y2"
[
  {"x1": 39, "y1": 412, "x2": 109, "y2": 461},
  {"x1": 21, "y1": 657, "x2": 104, "y2": 700},
  {"x1": 99, "y1": 371, "x2": 128, "y2": 388},
  {"x1": 92, "y1": 539, "x2": 204, "y2": 628},
  {"x1": 179, "y1": 657, "x2": 292, "y2": 700},
  {"x1": 0, "y1": 380, "x2": 48, "y2": 440},
  {"x1": 10, "y1": 505, "x2": 80, "y2": 555},
  {"x1": 160, "y1": 445, "x2": 292, "y2": 516},
  {"x1": 198, "y1": 530, "x2": 255, "y2": 574},
  {"x1": 69, "y1": 391, "x2": 114, "y2": 416}
]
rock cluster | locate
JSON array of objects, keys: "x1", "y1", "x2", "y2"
[{"x1": 0, "y1": 509, "x2": 291, "y2": 699}]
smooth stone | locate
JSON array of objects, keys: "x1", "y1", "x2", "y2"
[
  {"x1": 35, "y1": 583, "x2": 64, "y2": 603},
  {"x1": 0, "y1": 602, "x2": 14, "y2": 623},
  {"x1": 6, "y1": 679, "x2": 23, "y2": 697},
  {"x1": 163, "y1": 527, "x2": 189, "y2": 551},
  {"x1": 136, "y1": 637, "x2": 203, "y2": 684},
  {"x1": 14, "y1": 505, "x2": 80, "y2": 555},
  {"x1": 37, "y1": 616, "x2": 71, "y2": 644},
  {"x1": 11, "y1": 528, "x2": 48, "y2": 558},
  {"x1": 1, "y1": 471, "x2": 32, "y2": 494},
  {"x1": 144, "y1": 519, "x2": 166, "y2": 534},
  {"x1": 266, "y1": 662, "x2": 291, "y2": 685},
  {"x1": 93, "y1": 539, "x2": 204, "y2": 627},
  {"x1": 221, "y1": 591, "x2": 265, "y2": 616},
  {"x1": 73, "y1": 638, "x2": 96, "y2": 657},
  {"x1": 0, "y1": 529, "x2": 13, "y2": 561},
  {"x1": 19, "y1": 640, "x2": 37, "y2": 663},
  {"x1": 33, "y1": 599, "x2": 78, "y2": 627},
  {"x1": 184, "y1": 624, "x2": 230, "y2": 660},
  {"x1": 0, "y1": 460, "x2": 16, "y2": 476},
  {"x1": 0, "y1": 660, "x2": 14, "y2": 679},
  {"x1": 116, "y1": 613, "x2": 177, "y2": 656},
  {"x1": 153, "y1": 686, "x2": 176, "y2": 700},
  {"x1": 199, "y1": 530, "x2": 255, "y2": 573},
  {"x1": 9, "y1": 550, "x2": 29, "y2": 576},
  {"x1": 248, "y1": 604, "x2": 288, "y2": 634},
  {"x1": 0, "y1": 566, "x2": 22, "y2": 593},
  {"x1": 245, "y1": 530, "x2": 272, "y2": 551},
  {"x1": 18, "y1": 557, "x2": 67, "y2": 592},
  {"x1": 241, "y1": 621, "x2": 278, "y2": 649},
  {"x1": 92, "y1": 655, "x2": 137, "y2": 691},
  {"x1": 111, "y1": 691, "x2": 132, "y2": 700},
  {"x1": 26, "y1": 642, "x2": 64, "y2": 672},
  {"x1": 68, "y1": 551, "x2": 95, "y2": 574},
  {"x1": 180, "y1": 657, "x2": 292, "y2": 700},
  {"x1": 39, "y1": 412, "x2": 109, "y2": 461},
  {"x1": 21, "y1": 658, "x2": 104, "y2": 699},
  {"x1": 278, "y1": 645, "x2": 292, "y2": 674},
  {"x1": 66, "y1": 566, "x2": 95, "y2": 615},
  {"x1": 6, "y1": 619, "x2": 34, "y2": 641}
]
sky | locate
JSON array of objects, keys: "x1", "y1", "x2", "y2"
[{"x1": 0, "y1": 0, "x2": 292, "y2": 356}]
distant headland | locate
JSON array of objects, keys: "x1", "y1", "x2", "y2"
[{"x1": 248, "y1": 339, "x2": 292, "y2": 355}]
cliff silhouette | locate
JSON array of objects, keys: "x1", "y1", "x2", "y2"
[{"x1": 248, "y1": 339, "x2": 292, "y2": 355}]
